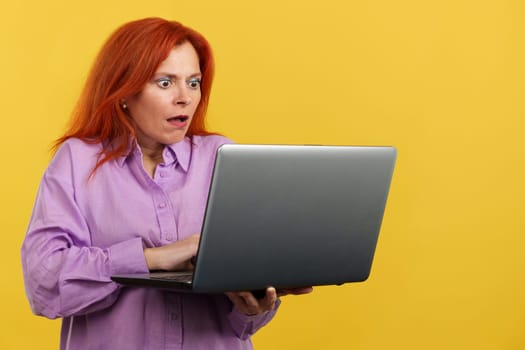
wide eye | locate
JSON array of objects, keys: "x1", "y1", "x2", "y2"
[
  {"x1": 156, "y1": 78, "x2": 172, "y2": 89},
  {"x1": 188, "y1": 77, "x2": 201, "y2": 89}
]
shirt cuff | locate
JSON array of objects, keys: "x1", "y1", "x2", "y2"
[{"x1": 108, "y1": 237, "x2": 149, "y2": 275}]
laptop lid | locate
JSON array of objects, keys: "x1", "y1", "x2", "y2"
[{"x1": 190, "y1": 144, "x2": 396, "y2": 293}]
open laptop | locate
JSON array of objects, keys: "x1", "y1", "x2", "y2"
[{"x1": 111, "y1": 144, "x2": 397, "y2": 295}]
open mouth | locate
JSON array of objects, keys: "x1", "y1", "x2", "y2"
[{"x1": 167, "y1": 115, "x2": 189, "y2": 123}]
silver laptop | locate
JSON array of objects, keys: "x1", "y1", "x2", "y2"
[{"x1": 111, "y1": 144, "x2": 397, "y2": 295}]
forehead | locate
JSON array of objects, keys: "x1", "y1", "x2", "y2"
[{"x1": 155, "y1": 42, "x2": 201, "y2": 74}]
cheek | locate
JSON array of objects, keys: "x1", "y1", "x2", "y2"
[
  {"x1": 131, "y1": 95, "x2": 165, "y2": 118},
  {"x1": 192, "y1": 95, "x2": 202, "y2": 112}
]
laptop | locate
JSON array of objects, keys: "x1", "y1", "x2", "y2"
[{"x1": 111, "y1": 144, "x2": 397, "y2": 295}]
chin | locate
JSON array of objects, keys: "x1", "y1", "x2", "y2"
[{"x1": 165, "y1": 133, "x2": 187, "y2": 145}]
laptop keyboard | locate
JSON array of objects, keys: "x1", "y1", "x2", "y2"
[{"x1": 149, "y1": 272, "x2": 193, "y2": 284}]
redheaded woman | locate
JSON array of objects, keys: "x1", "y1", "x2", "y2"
[{"x1": 22, "y1": 18, "x2": 284, "y2": 350}]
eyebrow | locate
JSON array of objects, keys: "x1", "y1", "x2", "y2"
[{"x1": 154, "y1": 72, "x2": 202, "y2": 79}]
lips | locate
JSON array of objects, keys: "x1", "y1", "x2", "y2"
[
  {"x1": 167, "y1": 115, "x2": 189, "y2": 122},
  {"x1": 167, "y1": 115, "x2": 189, "y2": 127}
]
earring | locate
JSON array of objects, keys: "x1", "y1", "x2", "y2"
[{"x1": 121, "y1": 102, "x2": 127, "y2": 109}]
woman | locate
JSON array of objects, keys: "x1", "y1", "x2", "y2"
[{"x1": 22, "y1": 17, "x2": 310, "y2": 350}]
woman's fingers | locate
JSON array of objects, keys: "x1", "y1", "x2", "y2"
[
  {"x1": 276, "y1": 286, "x2": 314, "y2": 297},
  {"x1": 225, "y1": 287, "x2": 278, "y2": 315}
]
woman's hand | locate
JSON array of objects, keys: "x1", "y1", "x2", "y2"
[
  {"x1": 225, "y1": 286, "x2": 314, "y2": 316},
  {"x1": 276, "y1": 286, "x2": 313, "y2": 297},
  {"x1": 225, "y1": 287, "x2": 278, "y2": 316},
  {"x1": 143, "y1": 234, "x2": 200, "y2": 271}
]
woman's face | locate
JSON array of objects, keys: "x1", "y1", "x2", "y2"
[{"x1": 126, "y1": 41, "x2": 202, "y2": 154}]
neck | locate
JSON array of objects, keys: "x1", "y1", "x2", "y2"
[{"x1": 139, "y1": 145, "x2": 164, "y2": 178}]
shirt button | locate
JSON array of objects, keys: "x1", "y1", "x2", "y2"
[
  {"x1": 166, "y1": 234, "x2": 173, "y2": 241},
  {"x1": 159, "y1": 171, "x2": 167, "y2": 178},
  {"x1": 158, "y1": 202, "x2": 166, "y2": 209}
]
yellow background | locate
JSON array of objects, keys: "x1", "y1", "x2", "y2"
[{"x1": 1, "y1": 0, "x2": 524, "y2": 349}]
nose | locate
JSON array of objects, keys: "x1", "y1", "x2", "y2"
[{"x1": 174, "y1": 84, "x2": 192, "y2": 106}]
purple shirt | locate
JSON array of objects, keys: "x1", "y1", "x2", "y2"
[{"x1": 21, "y1": 135, "x2": 279, "y2": 350}]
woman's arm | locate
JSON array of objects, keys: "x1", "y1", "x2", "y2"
[{"x1": 21, "y1": 147, "x2": 149, "y2": 319}]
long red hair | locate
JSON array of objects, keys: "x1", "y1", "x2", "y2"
[{"x1": 55, "y1": 17, "x2": 215, "y2": 173}]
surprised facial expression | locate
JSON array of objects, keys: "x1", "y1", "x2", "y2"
[{"x1": 126, "y1": 41, "x2": 202, "y2": 153}]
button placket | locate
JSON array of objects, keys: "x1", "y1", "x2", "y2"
[{"x1": 153, "y1": 191, "x2": 177, "y2": 243}]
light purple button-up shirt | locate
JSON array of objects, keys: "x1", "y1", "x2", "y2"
[{"x1": 21, "y1": 135, "x2": 279, "y2": 350}]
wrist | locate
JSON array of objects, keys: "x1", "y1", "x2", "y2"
[{"x1": 143, "y1": 247, "x2": 158, "y2": 271}]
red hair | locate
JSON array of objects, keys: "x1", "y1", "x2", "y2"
[{"x1": 55, "y1": 17, "x2": 215, "y2": 173}]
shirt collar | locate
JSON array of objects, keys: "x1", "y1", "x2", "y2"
[
  {"x1": 116, "y1": 138, "x2": 136, "y2": 167},
  {"x1": 116, "y1": 137, "x2": 191, "y2": 172},
  {"x1": 165, "y1": 137, "x2": 191, "y2": 172}
]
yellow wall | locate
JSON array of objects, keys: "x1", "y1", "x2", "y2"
[{"x1": 2, "y1": 0, "x2": 524, "y2": 349}]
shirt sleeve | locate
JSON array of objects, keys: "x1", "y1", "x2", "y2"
[
  {"x1": 21, "y1": 144, "x2": 149, "y2": 319},
  {"x1": 226, "y1": 299, "x2": 281, "y2": 340}
]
